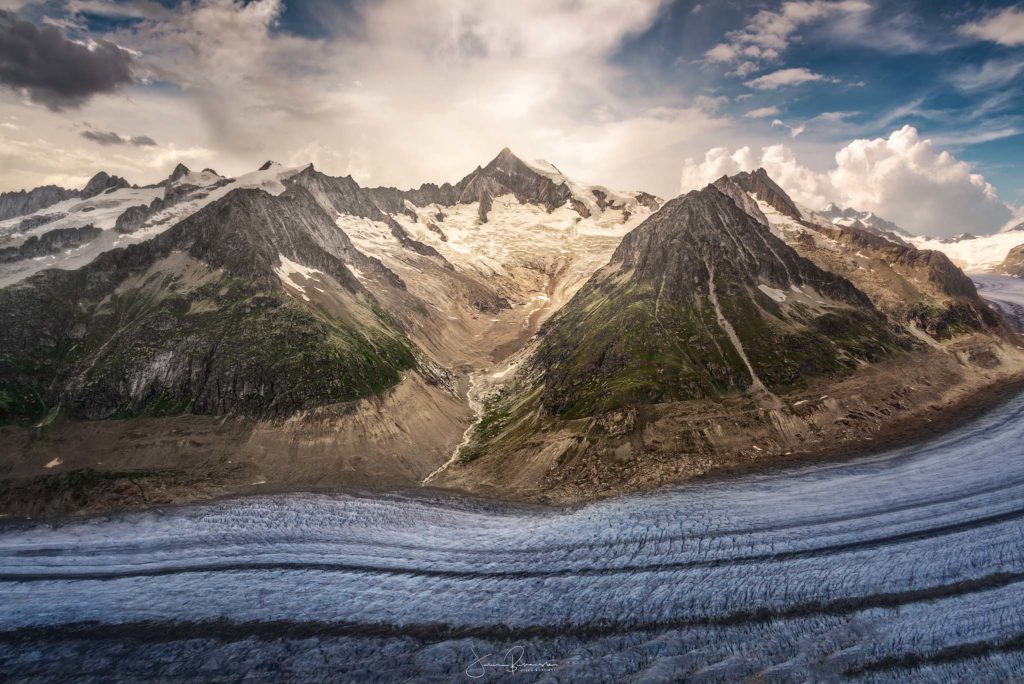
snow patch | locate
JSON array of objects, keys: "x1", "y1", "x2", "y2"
[
  {"x1": 757, "y1": 284, "x2": 788, "y2": 303},
  {"x1": 274, "y1": 254, "x2": 322, "y2": 301}
]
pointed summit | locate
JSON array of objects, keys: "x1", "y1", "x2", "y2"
[
  {"x1": 728, "y1": 167, "x2": 802, "y2": 221},
  {"x1": 168, "y1": 163, "x2": 191, "y2": 183},
  {"x1": 80, "y1": 171, "x2": 129, "y2": 199},
  {"x1": 455, "y1": 147, "x2": 573, "y2": 215}
]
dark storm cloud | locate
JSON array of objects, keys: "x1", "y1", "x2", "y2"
[
  {"x1": 0, "y1": 10, "x2": 135, "y2": 110},
  {"x1": 80, "y1": 129, "x2": 157, "y2": 146}
]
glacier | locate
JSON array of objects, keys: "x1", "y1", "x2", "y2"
[{"x1": 2, "y1": 280, "x2": 1024, "y2": 681}]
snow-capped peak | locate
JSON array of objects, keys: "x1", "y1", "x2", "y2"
[{"x1": 522, "y1": 157, "x2": 656, "y2": 216}]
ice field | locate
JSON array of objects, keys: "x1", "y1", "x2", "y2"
[{"x1": 3, "y1": 277, "x2": 1024, "y2": 681}]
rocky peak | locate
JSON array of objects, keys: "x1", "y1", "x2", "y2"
[
  {"x1": 455, "y1": 148, "x2": 572, "y2": 214},
  {"x1": 612, "y1": 185, "x2": 869, "y2": 307},
  {"x1": 0, "y1": 184, "x2": 77, "y2": 221},
  {"x1": 258, "y1": 160, "x2": 277, "y2": 171},
  {"x1": 154, "y1": 185, "x2": 362, "y2": 292},
  {"x1": 712, "y1": 175, "x2": 769, "y2": 227},
  {"x1": 80, "y1": 171, "x2": 130, "y2": 199},
  {"x1": 728, "y1": 168, "x2": 802, "y2": 221},
  {"x1": 168, "y1": 163, "x2": 191, "y2": 183}
]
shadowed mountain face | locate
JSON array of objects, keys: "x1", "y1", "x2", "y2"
[
  {"x1": 0, "y1": 185, "x2": 77, "y2": 222},
  {"x1": 727, "y1": 168, "x2": 802, "y2": 221},
  {"x1": 531, "y1": 185, "x2": 906, "y2": 417},
  {"x1": 0, "y1": 184, "x2": 416, "y2": 422},
  {"x1": 715, "y1": 169, "x2": 1003, "y2": 340}
]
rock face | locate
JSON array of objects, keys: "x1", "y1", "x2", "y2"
[
  {"x1": 530, "y1": 185, "x2": 903, "y2": 417},
  {"x1": 362, "y1": 148, "x2": 645, "y2": 220},
  {"x1": 80, "y1": 172, "x2": 130, "y2": 199},
  {"x1": 5, "y1": 152, "x2": 1018, "y2": 512},
  {"x1": 0, "y1": 185, "x2": 76, "y2": 221},
  {"x1": 114, "y1": 167, "x2": 234, "y2": 234},
  {"x1": 819, "y1": 203, "x2": 910, "y2": 244},
  {"x1": 0, "y1": 225, "x2": 102, "y2": 263},
  {"x1": 729, "y1": 168, "x2": 802, "y2": 220},
  {"x1": 1001, "y1": 244, "x2": 1024, "y2": 276},
  {"x1": 0, "y1": 184, "x2": 416, "y2": 423},
  {"x1": 721, "y1": 171, "x2": 1002, "y2": 340}
]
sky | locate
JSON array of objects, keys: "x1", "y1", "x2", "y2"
[{"x1": 0, "y1": 0, "x2": 1021, "y2": 237}]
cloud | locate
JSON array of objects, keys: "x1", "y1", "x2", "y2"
[
  {"x1": 771, "y1": 118, "x2": 806, "y2": 137},
  {"x1": 960, "y1": 6, "x2": 1024, "y2": 46},
  {"x1": 745, "y1": 106, "x2": 780, "y2": 118},
  {"x1": 679, "y1": 145, "x2": 756, "y2": 194},
  {"x1": 705, "y1": 1, "x2": 870, "y2": 70},
  {"x1": 680, "y1": 125, "x2": 1014, "y2": 237},
  {"x1": 746, "y1": 67, "x2": 836, "y2": 90},
  {"x1": 0, "y1": 9, "x2": 134, "y2": 109},
  {"x1": 949, "y1": 58, "x2": 1024, "y2": 93},
  {"x1": 83, "y1": 0, "x2": 722, "y2": 197},
  {"x1": 80, "y1": 129, "x2": 157, "y2": 146}
]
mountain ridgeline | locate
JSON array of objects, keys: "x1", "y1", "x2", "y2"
[{"x1": 0, "y1": 149, "x2": 1019, "y2": 512}]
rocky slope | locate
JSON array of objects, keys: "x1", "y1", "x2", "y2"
[
  {"x1": 0, "y1": 225, "x2": 101, "y2": 263},
  {"x1": 431, "y1": 172, "x2": 1021, "y2": 503},
  {"x1": 533, "y1": 186, "x2": 903, "y2": 417},
  {"x1": 720, "y1": 170, "x2": 1003, "y2": 340},
  {"x1": 0, "y1": 183, "x2": 418, "y2": 425},
  {"x1": 0, "y1": 185, "x2": 77, "y2": 221},
  {"x1": 1000, "y1": 243, "x2": 1024, "y2": 277}
]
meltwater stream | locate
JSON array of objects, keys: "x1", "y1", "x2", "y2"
[{"x1": 2, "y1": 279, "x2": 1024, "y2": 682}]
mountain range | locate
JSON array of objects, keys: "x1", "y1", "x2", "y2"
[{"x1": 0, "y1": 150, "x2": 1020, "y2": 514}]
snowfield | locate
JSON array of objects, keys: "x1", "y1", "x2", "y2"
[
  {"x1": 909, "y1": 232, "x2": 1024, "y2": 274},
  {"x1": 3, "y1": 278, "x2": 1024, "y2": 682},
  {"x1": 0, "y1": 162, "x2": 308, "y2": 289}
]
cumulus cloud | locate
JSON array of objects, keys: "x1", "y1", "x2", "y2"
[
  {"x1": 746, "y1": 67, "x2": 836, "y2": 90},
  {"x1": 0, "y1": 9, "x2": 134, "y2": 109},
  {"x1": 680, "y1": 125, "x2": 1014, "y2": 237},
  {"x1": 80, "y1": 129, "x2": 157, "y2": 146},
  {"x1": 960, "y1": 5, "x2": 1024, "y2": 46}
]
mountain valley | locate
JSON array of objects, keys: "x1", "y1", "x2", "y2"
[{"x1": 0, "y1": 150, "x2": 1021, "y2": 515}]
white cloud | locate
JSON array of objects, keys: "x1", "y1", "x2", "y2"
[
  {"x1": 960, "y1": 6, "x2": 1024, "y2": 46},
  {"x1": 680, "y1": 125, "x2": 1015, "y2": 237},
  {"x1": 771, "y1": 118, "x2": 806, "y2": 138},
  {"x1": 746, "y1": 67, "x2": 836, "y2": 90},
  {"x1": 679, "y1": 146, "x2": 756, "y2": 193},
  {"x1": 1, "y1": 0, "x2": 745, "y2": 197},
  {"x1": 745, "y1": 106, "x2": 780, "y2": 118},
  {"x1": 949, "y1": 58, "x2": 1024, "y2": 93},
  {"x1": 829, "y1": 125, "x2": 1012, "y2": 236},
  {"x1": 705, "y1": 0, "x2": 870, "y2": 69}
]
